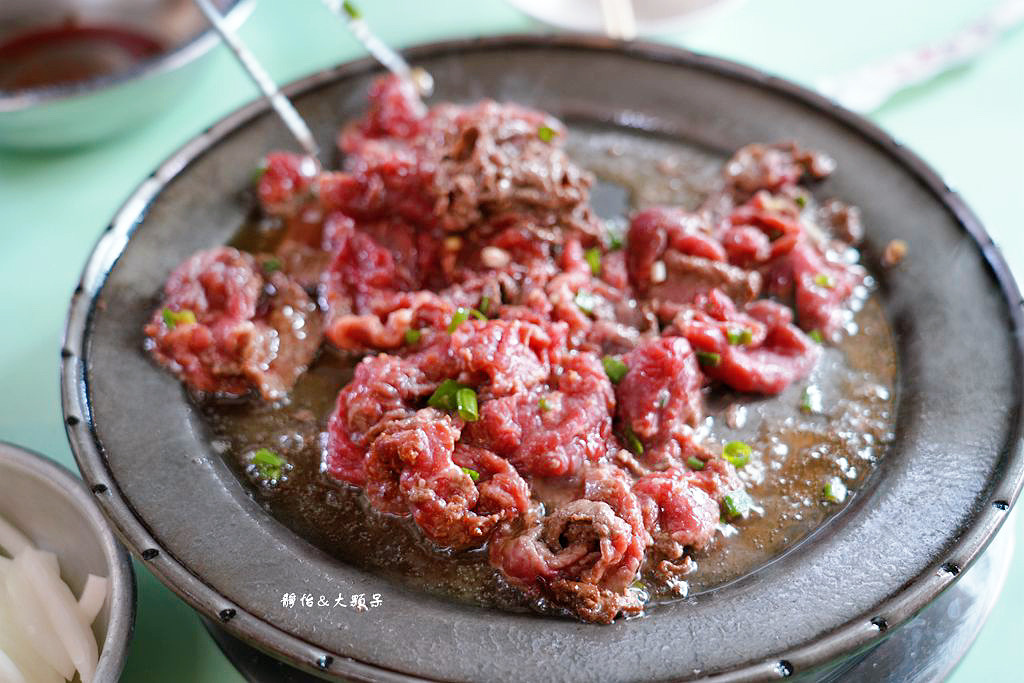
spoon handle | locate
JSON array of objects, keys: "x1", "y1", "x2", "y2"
[
  {"x1": 322, "y1": 0, "x2": 434, "y2": 96},
  {"x1": 817, "y1": 0, "x2": 1024, "y2": 112},
  {"x1": 193, "y1": 0, "x2": 320, "y2": 164}
]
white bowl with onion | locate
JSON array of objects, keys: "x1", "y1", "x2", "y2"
[{"x1": 0, "y1": 442, "x2": 134, "y2": 683}]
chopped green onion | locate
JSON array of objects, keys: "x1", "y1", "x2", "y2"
[
  {"x1": 630, "y1": 579, "x2": 647, "y2": 591},
  {"x1": 479, "y1": 296, "x2": 491, "y2": 316},
  {"x1": 795, "y1": 194, "x2": 808, "y2": 208},
  {"x1": 162, "y1": 308, "x2": 197, "y2": 329},
  {"x1": 824, "y1": 477, "x2": 848, "y2": 504},
  {"x1": 624, "y1": 426, "x2": 644, "y2": 456},
  {"x1": 538, "y1": 396, "x2": 551, "y2": 412},
  {"x1": 686, "y1": 456, "x2": 705, "y2": 471},
  {"x1": 658, "y1": 390, "x2": 670, "y2": 409},
  {"x1": 461, "y1": 466, "x2": 480, "y2": 482},
  {"x1": 447, "y1": 309, "x2": 469, "y2": 333},
  {"x1": 813, "y1": 273, "x2": 834, "y2": 289},
  {"x1": 448, "y1": 307, "x2": 488, "y2": 332},
  {"x1": 537, "y1": 125, "x2": 556, "y2": 142},
  {"x1": 455, "y1": 387, "x2": 479, "y2": 422},
  {"x1": 722, "y1": 489, "x2": 753, "y2": 519},
  {"x1": 602, "y1": 355, "x2": 628, "y2": 384},
  {"x1": 429, "y1": 380, "x2": 480, "y2": 422},
  {"x1": 428, "y1": 379, "x2": 463, "y2": 411},
  {"x1": 723, "y1": 441, "x2": 752, "y2": 467},
  {"x1": 404, "y1": 328, "x2": 422, "y2": 345},
  {"x1": 696, "y1": 350, "x2": 721, "y2": 368},
  {"x1": 342, "y1": 0, "x2": 361, "y2": 18},
  {"x1": 584, "y1": 247, "x2": 602, "y2": 276},
  {"x1": 251, "y1": 162, "x2": 268, "y2": 184},
  {"x1": 800, "y1": 386, "x2": 823, "y2": 414},
  {"x1": 727, "y1": 328, "x2": 753, "y2": 346},
  {"x1": 601, "y1": 217, "x2": 628, "y2": 251},
  {"x1": 262, "y1": 258, "x2": 281, "y2": 273},
  {"x1": 574, "y1": 290, "x2": 600, "y2": 316},
  {"x1": 809, "y1": 329, "x2": 824, "y2": 344},
  {"x1": 251, "y1": 448, "x2": 287, "y2": 481}
]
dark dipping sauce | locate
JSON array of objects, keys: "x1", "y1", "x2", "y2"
[
  {"x1": 200, "y1": 126, "x2": 897, "y2": 614},
  {"x1": 0, "y1": 22, "x2": 164, "y2": 92}
]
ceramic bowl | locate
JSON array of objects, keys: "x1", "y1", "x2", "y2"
[
  {"x1": 0, "y1": 441, "x2": 136, "y2": 682},
  {"x1": 0, "y1": 0, "x2": 253, "y2": 149}
]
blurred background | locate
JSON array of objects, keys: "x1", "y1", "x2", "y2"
[{"x1": 0, "y1": 0, "x2": 1021, "y2": 680}]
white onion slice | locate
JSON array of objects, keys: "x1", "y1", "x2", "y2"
[
  {"x1": 35, "y1": 550, "x2": 60, "y2": 577},
  {"x1": 0, "y1": 599, "x2": 63, "y2": 683},
  {"x1": 0, "y1": 647, "x2": 28, "y2": 683},
  {"x1": 15, "y1": 549, "x2": 99, "y2": 683},
  {"x1": 3, "y1": 563, "x2": 75, "y2": 680},
  {"x1": 0, "y1": 514, "x2": 31, "y2": 557},
  {"x1": 77, "y1": 575, "x2": 109, "y2": 626},
  {"x1": 0, "y1": 555, "x2": 10, "y2": 570}
]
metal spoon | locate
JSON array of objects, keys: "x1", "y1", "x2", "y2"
[
  {"x1": 321, "y1": 0, "x2": 433, "y2": 97},
  {"x1": 817, "y1": 0, "x2": 1024, "y2": 112},
  {"x1": 192, "y1": 0, "x2": 321, "y2": 167}
]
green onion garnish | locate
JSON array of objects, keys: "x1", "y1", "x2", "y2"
[
  {"x1": 539, "y1": 397, "x2": 551, "y2": 412},
  {"x1": 723, "y1": 441, "x2": 752, "y2": 467},
  {"x1": 800, "y1": 386, "x2": 823, "y2": 414},
  {"x1": 251, "y1": 162, "x2": 268, "y2": 184},
  {"x1": 795, "y1": 194, "x2": 808, "y2": 208},
  {"x1": 262, "y1": 258, "x2": 281, "y2": 273},
  {"x1": 162, "y1": 308, "x2": 197, "y2": 329},
  {"x1": 538, "y1": 125, "x2": 556, "y2": 142},
  {"x1": 602, "y1": 356, "x2": 628, "y2": 384},
  {"x1": 429, "y1": 380, "x2": 480, "y2": 422},
  {"x1": 824, "y1": 477, "x2": 848, "y2": 503},
  {"x1": 813, "y1": 273, "x2": 834, "y2": 289},
  {"x1": 809, "y1": 329, "x2": 824, "y2": 344},
  {"x1": 686, "y1": 456, "x2": 705, "y2": 471},
  {"x1": 696, "y1": 350, "x2": 721, "y2": 368},
  {"x1": 584, "y1": 247, "x2": 602, "y2": 276},
  {"x1": 726, "y1": 328, "x2": 753, "y2": 346},
  {"x1": 722, "y1": 489, "x2": 753, "y2": 519},
  {"x1": 479, "y1": 296, "x2": 491, "y2": 316},
  {"x1": 624, "y1": 425, "x2": 644, "y2": 456},
  {"x1": 448, "y1": 308, "x2": 484, "y2": 332},
  {"x1": 251, "y1": 448, "x2": 287, "y2": 481},
  {"x1": 574, "y1": 290, "x2": 599, "y2": 316},
  {"x1": 428, "y1": 379, "x2": 463, "y2": 411},
  {"x1": 447, "y1": 309, "x2": 469, "y2": 332},
  {"x1": 342, "y1": 0, "x2": 361, "y2": 19},
  {"x1": 455, "y1": 387, "x2": 479, "y2": 422},
  {"x1": 404, "y1": 328, "x2": 422, "y2": 345},
  {"x1": 608, "y1": 231, "x2": 624, "y2": 250},
  {"x1": 461, "y1": 466, "x2": 480, "y2": 482}
]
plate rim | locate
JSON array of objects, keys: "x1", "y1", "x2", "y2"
[{"x1": 60, "y1": 34, "x2": 1024, "y2": 682}]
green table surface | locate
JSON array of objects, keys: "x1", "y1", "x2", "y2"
[{"x1": 1, "y1": 0, "x2": 1021, "y2": 680}]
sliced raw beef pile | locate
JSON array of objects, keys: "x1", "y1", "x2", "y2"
[{"x1": 147, "y1": 75, "x2": 867, "y2": 623}]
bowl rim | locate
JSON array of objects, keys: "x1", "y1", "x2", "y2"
[
  {"x1": 0, "y1": 440, "x2": 137, "y2": 682},
  {"x1": 60, "y1": 34, "x2": 1024, "y2": 682},
  {"x1": 0, "y1": 0, "x2": 254, "y2": 113}
]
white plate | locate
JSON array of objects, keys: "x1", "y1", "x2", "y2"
[{"x1": 503, "y1": 0, "x2": 745, "y2": 35}]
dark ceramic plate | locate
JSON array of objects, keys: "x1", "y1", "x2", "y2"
[{"x1": 61, "y1": 36, "x2": 1024, "y2": 682}]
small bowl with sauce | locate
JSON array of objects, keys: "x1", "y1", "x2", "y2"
[{"x1": 0, "y1": 0, "x2": 254, "y2": 149}]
